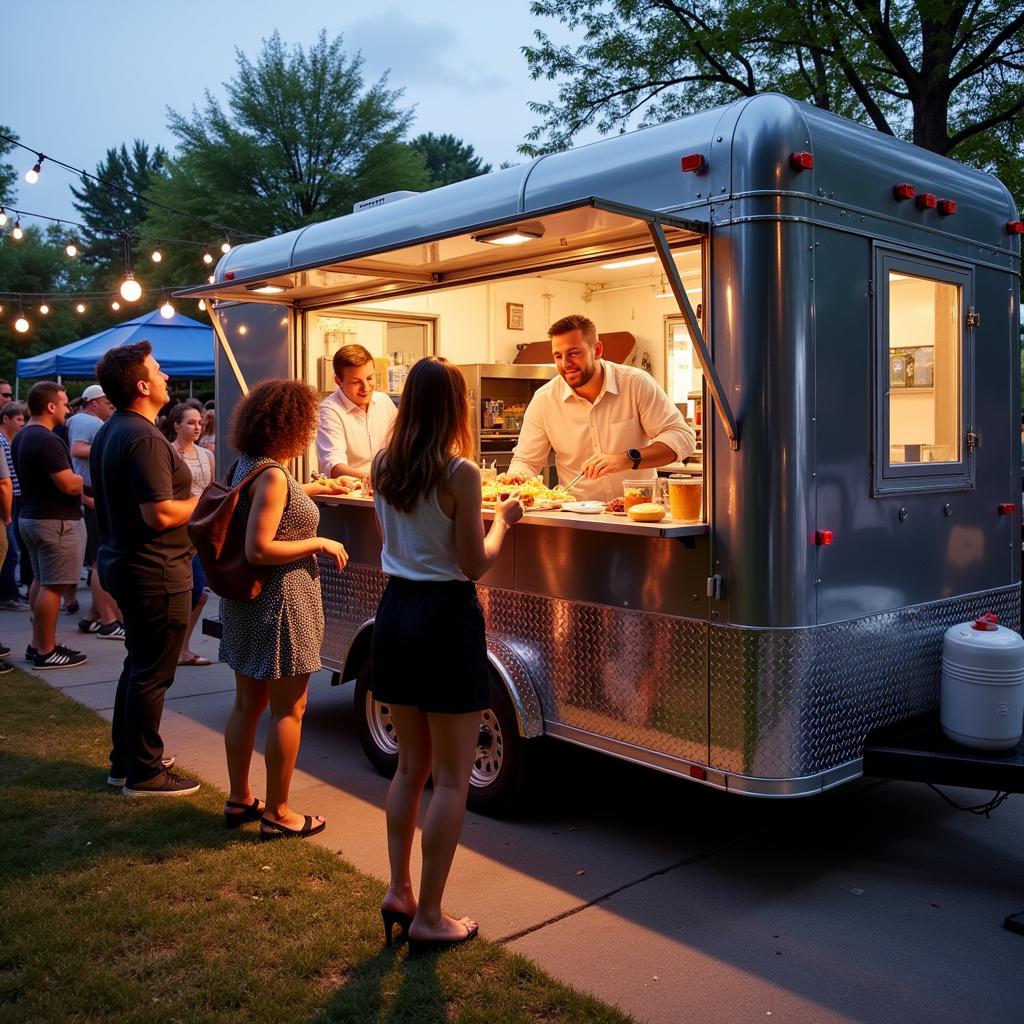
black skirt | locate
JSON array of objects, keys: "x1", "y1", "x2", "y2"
[{"x1": 371, "y1": 576, "x2": 490, "y2": 714}]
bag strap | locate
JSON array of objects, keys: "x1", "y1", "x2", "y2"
[{"x1": 225, "y1": 459, "x2": 282, "y2": 492}]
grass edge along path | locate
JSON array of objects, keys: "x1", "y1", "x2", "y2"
[{"x1": 0, "y1": 670, "x2": 633, "y2": 1024}]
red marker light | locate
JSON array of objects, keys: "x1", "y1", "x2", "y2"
[
  {"x1": 1008, "y1": 221, "x2": 1024, "y2": 235},
  {"x1": 225, "y1": 271, "x2": 235, "y2": 280},
  {"x1": 893, "y1": 183, "x2": 915, "y2": 201},
  {"x1": 680, "y1": 153, "x2": 706, "y2": 174},
  {"x1": 790, "y1": 151, "x2": 813, "y2": 171},
  {"x1": 814, "y1": 529, "x2": 834, "y2": 546},
  {"x1": 938, "y1": 199, "x2": 957, "y2": 216},
  {"x1": 689, "y1": 766, "x2": 707, "y2": 780},
  {"x1": 998, "y1": 503, "x2": 1016, "y2": 515},
  {"x1": 916, "y1": 193, "x2": 937, "y2": 210}
]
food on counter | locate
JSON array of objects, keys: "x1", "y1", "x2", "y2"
[
  {"x1": 310, "y1": 471, "x2": 362, "y2": 494},
  {"x1": 627, "y1": 502, "x2": 666, "y2": 523},
  {"x1": 623, "y1": 478, "x2": 655, "y2": 511},
  {"x1": 481, "y1": 473, "x2": 573, "y2": 509},
  {"x1": 604, "y1": 496, "x2": 625, "y2": 513}
]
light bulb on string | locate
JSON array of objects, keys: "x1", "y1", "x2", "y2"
[
  {"x1": 0, "y1": 208, "x2": 7, "y2": 227},
  {"x1": 111, "y1": 300, "x2": 121, "y2": 311},
  {"x1": 119, "y1": 274, "x2": 142, "y2": 302},
  {"x1": 207, "y1": 275, "x2": 215, "y2": 284},
  {"x1": 160, "y1": 299, "x2": 175, "y2": 319},
  {"x1": 151, "y1": 247, "x2": 162, "y2": 263},
  {"x1": 14, "y1": 315, "x2": 29, "y2": 333},
  {"x1": 197, "y1": 299, "x2": 207, "y2": 311},
  {"x1": 220, "y1": 240, "x2": 231, "y2": 254},
  {"x1": 24, "y1": 155, "x2": 43, "y2": 185},
  {"x1": 65, "y1": 241, "x2": 78, "y2": 258},
  {"x1": 202, "y1": 251, "x2": 213, "y2": 265},
  {"x1": 75, "y1": 302, "x2": 86, "y2": 314},
  {"x1": 39, "y1": 304, "x2": 49, "y2": 315},
  {"x1": 11, "y1": 221, "x2": 23, "y2": 240}
]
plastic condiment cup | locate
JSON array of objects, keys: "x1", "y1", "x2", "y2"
[{"x1": 623, "y1": 478, "x2": 655, "y2": 511}]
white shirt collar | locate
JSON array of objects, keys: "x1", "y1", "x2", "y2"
[
  {"x1": 558, "y1": 359, "x2": 618, "y2": 403},
  {"x1": 336, "y1": 387, "x2": 375, "y2": 415}
]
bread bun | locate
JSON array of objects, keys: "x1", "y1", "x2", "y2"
[{"x1": 627, "y1": 502, "x2": 666, "y2": 522}]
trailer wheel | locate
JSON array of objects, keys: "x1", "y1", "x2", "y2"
[{"x1": 353, "y1": 661, "x2": 529, "y2": 815}]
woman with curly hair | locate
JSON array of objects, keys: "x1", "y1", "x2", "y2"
[
  {"x1": 372, "y1": 357, "x2": 523, "y2": 952},
  {"x1": 219, "y1": 379, "x2": 349, "y2": 839}
]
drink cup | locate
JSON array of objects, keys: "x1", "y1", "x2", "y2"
[{"x1": 668, "y1": 475, "x2": 702, "y2": 521}]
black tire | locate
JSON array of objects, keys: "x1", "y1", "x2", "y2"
[{"x1": 353, "y1": 660, "x2": 530, "y2": 815}]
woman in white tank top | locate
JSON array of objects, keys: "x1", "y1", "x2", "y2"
[{"x1": 371, "y1": 357, "x2": 523, "y2": 953}]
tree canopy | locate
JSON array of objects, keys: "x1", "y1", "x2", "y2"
[
  {"x1": 522, "y1": 0, "x2": 1024, "y2": 196},
  {"x1": 410, "y1": 132, "x2": 493, "y2": 187},
  {"x1": 0, "y1": 128, "x2": 16, "y2": 208}
]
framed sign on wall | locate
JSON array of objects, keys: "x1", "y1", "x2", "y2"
[{"x1": 506, "y1": 302, "x2": 524, "y2": 330}]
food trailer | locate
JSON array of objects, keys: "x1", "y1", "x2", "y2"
[{"x1": 181, "y1": 92, "x2": 1021, "y2": 809}]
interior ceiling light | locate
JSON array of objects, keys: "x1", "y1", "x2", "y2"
[
  {"x1": 24, "y1": 155, "x2": 44, "y2": 184},
  {"x1": 601, "y1": 256, "x2": 657, "y2": 271},
  {"x1": 245, "y1": 281, "x2": 291, "y2": 294},
  {"x1": 472, "y1": 224, "x2": 544, "y2": 246}
]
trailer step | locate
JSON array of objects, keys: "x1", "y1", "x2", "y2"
[{"x1": 864, "y1": 713, "x2": 1024, "y2": 793}]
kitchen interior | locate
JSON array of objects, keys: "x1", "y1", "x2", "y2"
[{"x1": 303, "y1": 244, "x2": 705, "y2": 486}]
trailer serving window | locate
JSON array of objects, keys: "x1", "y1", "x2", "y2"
[{"x1": 873, "y1": 250, "x2": 973, "y2": 495}]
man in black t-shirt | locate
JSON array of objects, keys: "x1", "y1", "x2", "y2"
[
  {"x1": 12, "y1": 382, "x2": 88, "y2": 669},
  {"x1": 92, "y1": 342, "x2": 201, "y2": 796}
]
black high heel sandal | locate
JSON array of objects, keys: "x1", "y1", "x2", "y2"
[{"x1": 381, "y1": 909, "x2": 413, "y2": 947}]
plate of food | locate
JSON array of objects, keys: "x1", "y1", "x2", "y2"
[
  {"x1": 481, "y1": 473, "x2": 573, "y2": 510},
  {"x1": 604, "y1": 497, "x2": 627, "y2": 516},
  {"x1": 562, "y1": 500, "x2": 606, "y2": 515}
]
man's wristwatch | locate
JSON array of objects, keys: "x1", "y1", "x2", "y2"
[{"x1": 626, "y1": 448, "x2": 642, "y2": 470}]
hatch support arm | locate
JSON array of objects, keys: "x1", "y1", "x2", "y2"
[{"x1": 648, "y1": 223, "x2": 739, "y2": 451}]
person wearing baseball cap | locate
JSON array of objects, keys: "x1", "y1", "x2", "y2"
[{"x1": 68, "y1": 384, "x2": 124, "y2": 641}]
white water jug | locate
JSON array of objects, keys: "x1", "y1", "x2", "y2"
[{"x1": 941, "y1": 613, "x2": 1024, "y2": 751}]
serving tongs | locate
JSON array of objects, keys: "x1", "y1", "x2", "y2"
[{"x1": 565, "y1": 470, "x2": 585, "y2": 491}]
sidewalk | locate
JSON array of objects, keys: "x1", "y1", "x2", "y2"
[{"x1": 9, "y1": 585, "x2": 1023, "y2": 1024}]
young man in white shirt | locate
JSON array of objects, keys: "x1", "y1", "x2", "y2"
[
  {"x1": 315, "y1": 344, "x2": 397, "y2": 485},
  {"x1": 508, "y1": 314, "x2": 696, "y2": 503}
]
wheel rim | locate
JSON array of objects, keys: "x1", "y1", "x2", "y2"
[
  {"x1": 365, "y1": 692, "x2": 398, "y2": 756},
  {"x1": 470, "y1": 707, "x2": 504, "y2": 789}
]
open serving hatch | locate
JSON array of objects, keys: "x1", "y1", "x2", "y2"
[{"x1": 177, "y1": 197, "x2": 738, "y2": 447}]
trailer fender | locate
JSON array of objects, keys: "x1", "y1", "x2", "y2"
[{"x1": 485, "y1": 636, "x2": 545, "y2": 739}]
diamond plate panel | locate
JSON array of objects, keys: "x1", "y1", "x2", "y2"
[
  {"x1": 319, "y1": 561, "x2": 387, "y2": 670},
  {"x1": 710, "y1": 585, "x2": 1021, "y2": 777}
]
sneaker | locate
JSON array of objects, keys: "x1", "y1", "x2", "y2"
[
  {"x1": 78, "y1": 618, "x2": 101, "y2": 634},
  {"x1": 0, "y1": 598, "x2": 27, "y2": 611},
  {"x1": 24, "y1": 644, "x2": 36, "y2": 663},
  {"x1": 107, "y1": 756, "x2": 176, "y2": 788},
  {"x1": 123, "y1": 769, "x2": 200, "y2": 797},
  {"x1": 0, "y1": 642, "x2": 10, "y2": 658},
  {"x1": 97, "y1": 621, "x2": 126, "y2": 641},
  {"x1": 0, "y1": 660, "x2": 13, "y2": 675},
  {"x1": 33, "y1": 644, "x2": 88, "y2": 670}
]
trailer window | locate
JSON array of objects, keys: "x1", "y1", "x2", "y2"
[{"x1": 874, "y1": 251, "x2": 973, "y2": 495}]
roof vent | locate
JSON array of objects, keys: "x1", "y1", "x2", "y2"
[{"x1": 353, "y1": 190, "x2": 421, "y2": 214}]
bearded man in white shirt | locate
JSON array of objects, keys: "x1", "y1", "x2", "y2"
[
  {"x1": 508, "y1": 314, "x2": 696, "y2": 503},
  {"x1": 315, "y1": 344, "x2": 397, "y2": 484}
]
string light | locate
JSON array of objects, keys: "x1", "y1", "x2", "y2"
[
  {"x1": 111, "y1": 300, "x2": 121, "y2": 311},
  {"x1": 75, "y1": 302, "x2": 86, "y2": 313},
  {"x1": 11, "y1": 221, "x2": 23, "y2": 240},
  {"x1": 0, "y1": 208, "x2": 6, "y2": 227},
  {"x1": 24, "y1": 154, "x2": 44, "y2": 184},
  {"x1": 151, "y1": 247, "x2": 162, "y2": 263},
  {"x1": 14, "y1": 315, "x2": 29, "y2": 333},
  {"x1": 159, "y1": 299, "x2": 175, "y2": 318},
  {"x1": 202, "y1": 251, "x2": 213, "y2": 265},
  {"x1": 220, "y1": 240, "x2": 231, "y2": 254},
  {"x1": 120, "y1": 274, "x2": 142, "y2": 302},
  {"x1": 39, "y1": 303, "x2": 49, "y2": 315},
  {"x1": 197, "y1": 299, "x2": 206, "y2": 311},
  {"x1": 65, "y1": 240, "x2": 78, "y2": 258},
  {"x1": 207, "y1": 275, "x2": 215, "y2": 284}
]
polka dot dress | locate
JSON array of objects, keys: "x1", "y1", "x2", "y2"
[{"x1": 219, "y1": 455, "x2": 325, "y2": 680}]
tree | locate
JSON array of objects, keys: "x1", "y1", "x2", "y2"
[
  {"x1": 69, "y1": 141, "x2": 167, "y2": 276},
  {"x1": 521, "y1": 1, "x2": 1024, "y2": 195},
  {"x1": 0, "y1": 127, "x2": 16, "y2": 208},
  {"x1": 409, "y1": 133, "x2": 492, "y2": 187},
  {"x1": 139, "y1": 30, "x2": 432, "y2": 286}
]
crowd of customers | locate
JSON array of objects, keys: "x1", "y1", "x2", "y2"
[{"x1": 3, "y1": 347, "x2": 521, "y2": 954}]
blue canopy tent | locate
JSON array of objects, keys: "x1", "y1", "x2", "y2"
[{"x1": 15, "y1": 310, "x2": 214, "y2": 392}]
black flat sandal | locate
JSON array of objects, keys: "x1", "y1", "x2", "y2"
[
  {"x1": 259, "y1": 815, "x2": 326, "y2": 841},
  {"x1": 224, "y1": 797, "x2": 265, "y2": 829}
]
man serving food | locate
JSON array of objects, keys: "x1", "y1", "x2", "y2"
[
  {"x1": 507, "y1": 314, "x2": 696, "y2": 503},
  {"x1": 315, "y1": 343, "x2": 397, "y2": 485}
]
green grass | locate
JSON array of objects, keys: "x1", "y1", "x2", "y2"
[{"x1": 0, "y1": 671, "x2": 632, "y2": 1024}]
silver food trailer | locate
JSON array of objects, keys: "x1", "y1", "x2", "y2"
[{"x1": 182, "y1": 92, "x2": 1022, "y2": 809}]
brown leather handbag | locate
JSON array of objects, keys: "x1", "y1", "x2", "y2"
[{"x1": 187, "y1": 461, "x2": 277, "y2": 601}]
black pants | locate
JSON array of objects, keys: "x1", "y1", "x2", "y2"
[{"x1": 107, "y1": 585, "x2": 190, "y2": 785}]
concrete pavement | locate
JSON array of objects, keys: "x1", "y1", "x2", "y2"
[{"x1": 9, "y1": 586, "x2": 1023, "y2": 1024}]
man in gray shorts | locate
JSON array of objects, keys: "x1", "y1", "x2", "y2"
[{"x1": 12, "y1": 382, "x2": 87, "y2": 669}]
